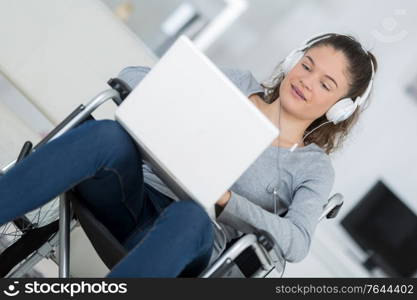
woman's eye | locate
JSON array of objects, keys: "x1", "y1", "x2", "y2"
[
  {"x1": 321, "y1": 82, "x2": 330, "y2": 91},
  {"x1": 302, "y1": 64, "x2": 310, "y2": 71}
]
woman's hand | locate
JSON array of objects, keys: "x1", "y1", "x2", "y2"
[{"x1": 216, "y1": 190, "x2": 231, "y2": 207}]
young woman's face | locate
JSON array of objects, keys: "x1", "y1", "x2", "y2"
[{"x1": 279, "y1": 45, "x2": 351, "y2": 122}]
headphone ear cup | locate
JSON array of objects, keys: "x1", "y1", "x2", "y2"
[
  {"x1": 282, "y1": 49, "x2": 304, "y2": 74},
  {"x1": 326, "y1": 98, "x2": 357, "y2": 124}
]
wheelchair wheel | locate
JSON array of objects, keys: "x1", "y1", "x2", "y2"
[{"x1": 0, "y1": 197, "x2": 60, "y2": 277}]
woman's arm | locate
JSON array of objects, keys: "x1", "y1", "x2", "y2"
[{"x1": 216, "y1": 162, "x2": 335, "y2": 263}]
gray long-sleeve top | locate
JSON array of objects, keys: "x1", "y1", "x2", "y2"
[{"x1": 117, "y1": 66, "x2": 335, "y2": 266}]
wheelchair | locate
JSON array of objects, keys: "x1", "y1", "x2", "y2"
[{"x1": 0, "y1": 78, "x2": 344, "y2": 278}]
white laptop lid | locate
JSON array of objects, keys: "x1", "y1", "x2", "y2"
[{"x1": 115, "y1": 36, "x2": 279, "y2": 218}]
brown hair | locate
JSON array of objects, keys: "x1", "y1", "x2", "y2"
[{"x1": 261, "y1": 33, "x2": 378, "y2": 154}]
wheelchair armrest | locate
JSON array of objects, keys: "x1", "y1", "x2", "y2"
[
  {"x1": 319, "y1": 193, "x2": 344, "y2": 222},
  {"x1": 107, "y1": 78, "x2": 132, "y2": 105},
  {"x1": 199, "y1": 233, "x2": 276, "y2": 278},
  {"x1": 254, "y1": 229, "x2": 275, "y2": 252}
]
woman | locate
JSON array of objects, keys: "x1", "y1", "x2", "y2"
[{"x1": 0, "y1": 33, "x2": 377, "y2": 277}]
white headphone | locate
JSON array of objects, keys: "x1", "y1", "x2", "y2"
[{"x1": 281, "y1": 33, "x2": 375, "y2": 124}]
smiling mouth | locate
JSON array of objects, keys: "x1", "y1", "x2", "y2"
[{"x1": 291, "y1": 84, "x2": 306, "y2": 101}]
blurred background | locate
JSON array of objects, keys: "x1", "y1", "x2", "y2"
[{"x1": 0, "y1": 0, "x2": 416, "y2": 277}]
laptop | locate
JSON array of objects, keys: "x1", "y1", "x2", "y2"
[{"x1": 115, "y1": 36, "x2": 279, "y2": 218}]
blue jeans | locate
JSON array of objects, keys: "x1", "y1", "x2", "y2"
[{"x1": 0, "y1": 120, "x2": 214, "y2": 277}]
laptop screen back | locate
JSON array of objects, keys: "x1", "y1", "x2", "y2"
[{"x1": 115, "y1": 36, "x2": 279, "y2": 216}]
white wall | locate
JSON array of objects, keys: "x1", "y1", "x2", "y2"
[
  {"x1": 0, "y1": 0, "x2": 157, "y2": 125},
  {"x1": 207, "y1": 0, "x2": 417, "y2": 277},
  {"x1": 0, "y1": 101, "x2": 41, "y2": 167}
]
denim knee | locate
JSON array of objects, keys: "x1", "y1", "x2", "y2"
[
  {"x1": 86, "y1": 120, "x2": 131, "y2": 148},
  {"x1": 82, "y1": 120, "x2": 140, "y2": 162},
  {"x1": 166, "y1": 201, "x2": 214, "y2": 251}
]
